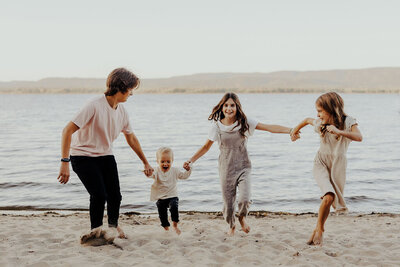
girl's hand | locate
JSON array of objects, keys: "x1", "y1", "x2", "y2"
[
  {"x1": 57, "y1": 163, "x2": 70, "y2": 184},
  {"x1": 326, "y1": 125, "x2": 341, "y2": 135},
  {"x1": 290, "y1": 128, "x2": 301, "y2": 142},
  {"x1": 143, "y1": 163, "x2": 154, "y2": 177},
  {"x1": 291, "y1": 132, "x2": 301, "y2": 141},
  {"x1": 183, "y1": 161, "x2": 191, "y2": 170},
  {"x1": 183, "y1": 162, "x2": 191, "y2": 171}
]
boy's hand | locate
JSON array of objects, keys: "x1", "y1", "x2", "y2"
[
  {"x1": 143, "y1": 163, "x2": 154, "y2": 177},
  {"x1": 57, "y1": 163, "x2": 70, "y2": 184}
]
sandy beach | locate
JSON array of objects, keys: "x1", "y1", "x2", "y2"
[{"x1": 0, "y1": 211, "x2": 399, "y2": 266}]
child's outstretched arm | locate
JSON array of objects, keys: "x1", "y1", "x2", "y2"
[
  {"x1": 256, "y1": 123, "x2": 300, "y2": 141},
  {"x1": 183, "y1": 139, "x2": 214, "y2": 169},
  {"x1": 124, "y1": 132, "x2": 154, "y2": 177},
  {"x1": 292, "y1": 118, "x2": 315, "y2": 133},
  {"x1": 290, "y1": 118, "x2": 314, "y2": 141},
  {"x1": 255, "y1": 123, "x2": 292, "y2": 133},
  {"x1": 326, "y1": 124, "x2": 363, "y2": 142},
  {"x1": 177, "y1": 167, "x2": 192, "y2": 180}
]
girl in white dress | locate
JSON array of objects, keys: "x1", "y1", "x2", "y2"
[{"x1": 291, "y1": 92, "x2": 363, "y2": 245}]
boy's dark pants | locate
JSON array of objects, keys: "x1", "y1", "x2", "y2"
[
  {"x1": 156, "y1": 197, "x2": 179, "y2": 227},
  {"x1": 71, "y1": 155, "x2": 122, "y2": 229}
]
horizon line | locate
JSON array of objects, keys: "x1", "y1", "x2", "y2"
[{"x1": 1, "y1": 66, "x2": 399, "y2": 83}]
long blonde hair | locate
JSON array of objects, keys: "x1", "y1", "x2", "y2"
[{"x1": 316, "y1": 92, "x2": 347, "y2": 138}]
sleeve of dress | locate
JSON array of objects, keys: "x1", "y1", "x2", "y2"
[
  {"x1": 345, "y1": 116, "x2": 358, "y2": 130},
  {"x1": 313, "y1": 118, "x2": 322, "y2": 133},
  {"x1": 207, "y1": 122, "x2": 219, "y2": 141},
  {"x1": 71, "y1": 102, "x2": 95, "y2": 128}
]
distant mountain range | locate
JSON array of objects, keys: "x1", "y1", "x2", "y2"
[{"x1": 1, "y1": 67, "x2": 399, "y2": 93}]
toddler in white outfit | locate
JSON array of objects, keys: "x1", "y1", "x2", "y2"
[{"x1": 147, "y1": 147, "x2": 191, "y2": 234}]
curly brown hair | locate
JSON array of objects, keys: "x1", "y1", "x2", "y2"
[{"x1": 208, "y1": 92, "x2": 249, "y2": 137}]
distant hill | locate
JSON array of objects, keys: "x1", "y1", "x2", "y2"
[{"x1": 1, "y1": 67, "x2": 399, "y2": 93}]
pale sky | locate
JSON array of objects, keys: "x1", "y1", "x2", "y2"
[{"x1": 0, "y1": 0, "x2": 399, "y2": 81}]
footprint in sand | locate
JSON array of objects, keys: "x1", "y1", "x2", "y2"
[
  {"x1": 253, "y1": 233, "x2": 263, "y2": 238},
  {"x1": 160, "y1": 239, "x2": 170, "y2": 245},
  {"x1": 325, "y1": 251, "x2": 338, "y2": 257},
  {"x1": 135, "y1": 239, "x2": 150, "y2": 247},
  {"x1": 216, "y1": 244, "x2": 232, "y2": 252}
]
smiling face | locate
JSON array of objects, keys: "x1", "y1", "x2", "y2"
[
  {"x1": 316, "y1": 104, "x2": 332, "y2": 124},
  {"x1": 157, "y1": 152, "x2": 173, "y2": 173},
  {"x1": 222, "y1": 98, "x2": 237, "y2": 120}
]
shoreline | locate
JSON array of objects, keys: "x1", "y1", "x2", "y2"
[{"x1": 1, "y1": 208, "x2": 399, "y2": 217}]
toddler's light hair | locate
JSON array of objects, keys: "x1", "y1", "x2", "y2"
[{"x1": 156, "y1": 147, "x2": 174, "y2": 161}]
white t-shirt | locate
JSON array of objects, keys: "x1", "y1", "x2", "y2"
[
  {"x1": 208, "y1": 118, "x2": 259, "y2": 142},
  {"x1": 148, "y1": 167, "x2": 192, "y2": 201},
  {"x1": 70, "y1": 95, "x2": 133, "y2": 156}
]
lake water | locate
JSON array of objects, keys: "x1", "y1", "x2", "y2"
[{"x1": 0, "y1": 93, "x2": 399, "y2": 214}]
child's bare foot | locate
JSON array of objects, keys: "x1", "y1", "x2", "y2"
[
  {"x1": 307, "y1": 229, "x2": 323, "y2": 245},
  {"x1": 312, "y1": 229, "x2": 324, "y2": 245},
  {"x1": 163, "y1": 226, "x2": 170, "y2": 231},
  {"x1": 172, "y1": 222, "x2": 181, "y2": 235},
  {"x1": 307, "y1": 229, "x2": 316, "y2": 245},
  {"x1": 116, "y1": 226, "x2": 127, "y2": 239},
  {"x1": 228, "y1": 225, "x2": 235, "y2": 236},
  {"x1": 239, "y1": 216, "x2": 250, "y2": 233}
]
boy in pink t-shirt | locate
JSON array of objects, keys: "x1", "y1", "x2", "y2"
[{"x1": 57, "y1": 68, "x2": 154, "y2": 239}]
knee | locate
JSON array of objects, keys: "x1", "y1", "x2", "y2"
[
  {"x1": 238, "y1": 200, "x2": 250, "y2": 210},
  {"x1": 323, "y1": 193, "x2": 335, "y2": 205},
  {"x1": 156, "y1": 200, "x2": 165, "y2": 210},
  {"x1": 169, "y1": 202, "x2": 178, "y2": 211},
  {"x1": 108, "y1": 193, "x2": 122, "y2": 203},
  {"x1": 238, "y1": 198, "x2": 250, "y2": 205}
]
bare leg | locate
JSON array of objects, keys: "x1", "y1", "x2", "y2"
[
  {"x1": 307, "y1": 193, "x2": 334, "y2": 245},
  {"x1": 228, "y1": 225, "x2": 236, "y2": 236},
  {"x1": 172, "y1": 221, "x2": 181, "y2": 235},
  {"x1": 163, "y1": 226, "x2": 170, "y2": 231},
  {"x1": 239, "y1": 216, "x2": 250, "y2": 233}
]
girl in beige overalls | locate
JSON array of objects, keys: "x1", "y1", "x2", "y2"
[
  {"x1": 291, "y1": 92, "x2": 363, "y2": 245},
  {"x1": 184, "y1": 92, "x2": 297, "y2": 235}
]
